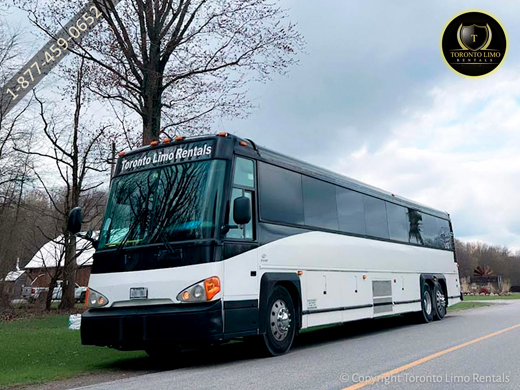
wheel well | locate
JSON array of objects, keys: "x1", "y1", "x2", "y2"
[
  {"x1": 424, "y1": 278, "x2": 435, "y2": 291},
  {"x1": 259, "y1": 273, "x2": 303, "y2": 334},
  {"x1": 421, "y1": 275, "x2": 448, "y2": 303},
  {"x1": 275, "y1": 281, "x2": 302, "y2": 330}
]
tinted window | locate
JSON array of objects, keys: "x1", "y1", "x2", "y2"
[
  {"x1": 302, "y1": 176, "x2": 338, "y2": 230},
  {"x1": 407, "y1": 209, "x2": 424, "y2": 245},
  {"x1": 364, "y1": 196, "x2": 389, "y2": 239},
  {"x1": 422, "y1": 214, "x2": 452, "y2": 250},
  {"x1": 234, "y1": 158, "x2": 254, "y2": 188},
  {"x1": 439, "y1": 219, "x2": 453, "y2": 250},
  {"x1": 386, "y1": 203, "x2": 408, "y2": 242},
  {"x1": 336, "y1": 187, "x2": 366, "y2": 235},
  {"x1": 258, "y1": 162, "x2": 304, "y2": 225}
]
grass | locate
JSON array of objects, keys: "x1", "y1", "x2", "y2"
[
  {"x1": 0, "y1": 315, "x2": 146, "y2": 388},
  {"x1": 463, "y1": 293, "x2": 520, "y2": 301},
  {"x1": 448, "y1": 301, "x2": 491, "y2": 312}
]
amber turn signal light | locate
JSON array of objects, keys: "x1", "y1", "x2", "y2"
[
  {"x1": 84, "y1": 288, "x2": 90, "y2": 308},
  {"x1": 204, "y1": 276, "x2": 221, "y2": 300}
]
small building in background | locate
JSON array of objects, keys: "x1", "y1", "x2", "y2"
[{"x1": 1, "y1": 259, "x2": 32, "y2": 300}]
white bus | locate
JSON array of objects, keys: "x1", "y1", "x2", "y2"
[{"x1": 68, "y1": 133, "x2": 461, "y2": 356}]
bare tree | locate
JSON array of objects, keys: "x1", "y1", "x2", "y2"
[
  {"x1": 0, "y1": 9, "x2": 36, "y2": 283},
  {"x1": 16, "y1": 0, "x2": 303, "y2": 144},
  {"x1": 14, "y1": 59, "x2": 111, "y2": 309}
]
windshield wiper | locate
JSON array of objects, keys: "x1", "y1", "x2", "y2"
[{"x1": 159, "y1": 231, "x2": 175, "y2": 254}]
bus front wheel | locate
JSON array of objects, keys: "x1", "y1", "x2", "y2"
[{"x1": 261, "y1": 285, "x2": 296, "y2": 356}]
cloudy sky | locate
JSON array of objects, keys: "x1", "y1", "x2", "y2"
[
  {"x1": 220, "y1": 0, "x2": 520, "y2": 249},
  {"x1": 4, "y1": 1, "x2": 520, "y2": 249}
]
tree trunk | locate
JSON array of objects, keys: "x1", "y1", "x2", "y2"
[
  {"x1": 59, "y1": 234, "x2": 77, "y2": 309},
  {"x1": 59, "y1": 61, "x2": 83, "y2": 310},
  {"x1": 45, "y1": 279, "x2": 57, "y2": 311},
  {"x1": 141, "y1": 66, "x2": 163, "y2": 145}
]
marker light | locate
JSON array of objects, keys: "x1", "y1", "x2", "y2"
[
  {"x1": 297, "y1": 271, "x2": 304, "y2": 276},
  {"x1": 175, "y1": 136, "x2": 185, "y2": 141},
  {"x1": 239, "y1": 140, "x2": 248, "y2": 146},
  {"x1": 150, "y1": 141, "x2": 159, "y2": 146},
  {"x1": 118, "y1": 151, "x2": 126, "y2": 157},
  {"x1": 85, "y1": 288, "x2": 109, "y2": 308},
  {"x1": 177, "y1": 276, "x2": 221, "y2": 303},
  {"x1": 217, "y1": 132, "x2": 228, "y2": 137},
  {"x1": 163, "y1": 138, "x2": 171, "y2": 143}
]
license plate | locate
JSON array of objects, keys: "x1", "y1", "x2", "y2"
[{"x1": 130, "y1": 287, "x2": 148, "y2": 299}]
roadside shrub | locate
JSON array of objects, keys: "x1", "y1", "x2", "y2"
[
  {"x1": 501, "y1": 279, "x2": 511, "y2": 295},
  {"x1": 460, "y1": 277, "x2": 471, "y2": 294}
]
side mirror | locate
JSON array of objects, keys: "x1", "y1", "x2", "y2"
[
  {"x1": 67, "y1": 207, "x2": 82, "y2": 234},
  {"x1": 233, "y1": 196, "x2": 251, "y2": 225}
]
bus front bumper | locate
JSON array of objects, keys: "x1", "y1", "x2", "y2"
[{"x1": 81, "y1": 300, "x2": 223, "y2": 349}]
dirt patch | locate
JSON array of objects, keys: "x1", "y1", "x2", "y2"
[
  {"x1": 0, "y1": 304, "x2": 84, "y2": 322},
  {"x1": 7, "y1": 370, "x2": 156, "y2": 390}
]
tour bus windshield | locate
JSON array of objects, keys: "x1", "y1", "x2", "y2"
[{"x1": 97, "y1": 159, "x2": 226, "y2": 250}]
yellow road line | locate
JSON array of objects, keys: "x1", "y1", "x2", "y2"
[{"x1": 343, "y1": 322, "x2": 520, "y2": 390}]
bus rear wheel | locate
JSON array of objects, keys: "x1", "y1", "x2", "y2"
[
  {"x1": 416, "y1": 283, "x2": 434, "y2": 323},
  {"x1": 433, "y1": 283, "x2": 446, "y2": 320},
  {"x1": 261, "y1": 286, "x2": 296, "y2": 356}
]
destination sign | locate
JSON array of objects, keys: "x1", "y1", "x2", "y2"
[{"x1": 118, "y1": 141, "x2": 214, "y2": 174}]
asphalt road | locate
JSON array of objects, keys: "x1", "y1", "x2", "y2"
[{"x1": 73, "y1": 301, "x2": 520, "y2": 390}]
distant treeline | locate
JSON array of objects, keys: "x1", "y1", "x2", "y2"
[{"x1": 455, "y1": 240, "x2": 520, "y2": 287}]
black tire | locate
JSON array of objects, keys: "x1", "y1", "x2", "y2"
[
  {"x1": 416, "y1": 282, "x2": 434, "y2": 323},
  {"x1": 79, "y1": 291, "x2": 86, "y2": 303},
  {"x1": 433, "y1": 283, "x2": 447, "y2": 320},
  {"x1": 261, "y1": 286, "x2": 296, "y2": 356}
]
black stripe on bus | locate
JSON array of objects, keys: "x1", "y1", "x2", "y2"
[
  {"x1": 302, "y1": 304, "x2": 373, "y2": 315},
  {"x1": 223, "y1": 299, "x2": 258, "y2": 309},
  {"x1": 302, "y1": 300, "x2": 422, "y2": 315},
  {"x1": 394, "y1": 299, "x2": 421, "y2": 305}
]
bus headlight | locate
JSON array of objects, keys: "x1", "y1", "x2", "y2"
[
  {"x1": 177, "y1": 276, "x2": 221, "y2": 303},
  {"x1": 85, "y1": 288, "x2": 109, "y2": 308}
]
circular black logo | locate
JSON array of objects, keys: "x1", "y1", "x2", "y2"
[{"x1": 441, "y1": 11, "x2": 507, "y2": 77}]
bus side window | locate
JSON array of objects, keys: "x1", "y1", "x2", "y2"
[
  {"x1": 228, "y1": 157, "x2": 255, "y2": 239},
  {"x1": 228, "y1": 188, "x2": 253, "y2": 239},
  {"x1": 234, "y1": 158, "x2": 255, "y2": 187}
]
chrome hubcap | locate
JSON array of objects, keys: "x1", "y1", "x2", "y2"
[
  {"x1": 424, "y1": 291, "x2": 432, "y2": 315},
  {"x1": 436, "y1": 290, "x2": 446, "y2": 313},
  {"x1": 270, "y1": 299, "x2": 291, "y2": 341}
]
